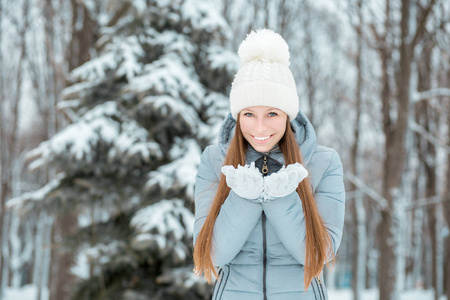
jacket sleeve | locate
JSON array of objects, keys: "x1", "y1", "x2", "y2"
[
  {"x1": 193, "y1": 146, "x2": 263, "y2": 267},
  {"x1": 261, "y1": 150, "x2": 345, "y2": 265}
]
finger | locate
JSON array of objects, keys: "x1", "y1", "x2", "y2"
[
  {"x1": 221, "y1": 165, "x2": 234, "y2": 176},
  {"x1": 278, "y1": 172, "x2": 289, "y2": 183}
]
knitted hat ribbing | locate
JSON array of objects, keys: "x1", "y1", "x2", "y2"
[{"x1": 229, "y1": 29, "x2": 299, "y2": 121}]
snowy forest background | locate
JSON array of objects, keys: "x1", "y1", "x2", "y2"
[{"x1": 0, "y1": 0, "x2": 449, "y2": 300}]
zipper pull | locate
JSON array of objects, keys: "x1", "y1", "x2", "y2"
[
  {"x1": 262, "y1": 155, "x2": 268, "y2": 175},
  {"x1": 317, "y1": 276, "x2": 322, "y2": 284}
]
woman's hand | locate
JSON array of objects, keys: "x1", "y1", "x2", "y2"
[
  {"x1": 221, "y1": 162, "x2": 264, "y2": 201},
  {"x1": 262, "y1": 163, "x2": 308, "y2": 202}
]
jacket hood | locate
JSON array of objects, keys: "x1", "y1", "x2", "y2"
[{"x1": 217, "y1": 110, "x2": 317, "y2": 166}]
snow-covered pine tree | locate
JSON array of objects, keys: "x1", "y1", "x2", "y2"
[{"x1": 8, "y1": 0, "x2": 237, "y2": 299}]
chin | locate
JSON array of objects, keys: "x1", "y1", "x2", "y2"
[{"x1": 251, "y1": 143, "x2": 274, "y2": 153}]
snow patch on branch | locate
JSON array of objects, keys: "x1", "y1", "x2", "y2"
[
  {"x1": 141, "y1": 95, "x2": 200, "y2": 131},
  {"x1": 61, "y1": 82, "x2": 94, "y2": 103},
  {"x1": 26, "y1": 102, "x2": 162, "y2": 172},
  {"x1": 115, "y1": 35, "x2": 145, "y2": 80},
  {"x1": 145, "y1": 138, "x2": 201, "y2": 197},
  {"x1": 108, "y1": 120, "x2": 163, "y2": 164},
  {"x1": 6, "y1": 173, "x2": 66, "y2": 210},
  {"x1": 131, "y1": 199, "x2": 194, "y2": 239},
  {"x1": 71, "y1": 52, "x2": 117, "y2": 83},
  {"x1": 130, "y1": 199, "x2": 194, "y2": 263},
  {"x1": 70, "y1": 34, "x2": 146, "y2": 84},
  {"x1": 181, "y1": 0, "x2": 230, "y2": 37},
  {"x1": 72, "y1": 241, "x2": 127, "y2": 279},
  {"x1": 207, "y1": 45, "x2": 239, "y2": 71},
  {"x1": 126, "y1": 53, "x2": 204, "y2": 109}
]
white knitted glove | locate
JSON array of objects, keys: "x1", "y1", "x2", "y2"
[
  {"x1": 262, "y1": 163, "x2": 308, "y2": 202},
  {"x1": 221, "y1": 162, "x2": 264, "y2": 201}
]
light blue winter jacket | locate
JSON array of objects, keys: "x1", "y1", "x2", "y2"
[{"x1": 194, "y1": 111, "x2": 345, "y2": 300}]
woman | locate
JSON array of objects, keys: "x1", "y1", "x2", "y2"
[{"x1": 193, "y1": 29, "x2": 345, "y2": 300}]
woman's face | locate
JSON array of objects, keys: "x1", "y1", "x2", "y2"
[{"x1": 239, "y1": 106, "x2": 287, "y2": 153}]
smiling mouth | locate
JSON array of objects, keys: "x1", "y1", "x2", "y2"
[{"x1": 253, "y1": 134, "x2": 273, "y2": 141}]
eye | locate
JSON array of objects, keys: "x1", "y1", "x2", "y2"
[
  {"x1": 268, "y1": 112, "x2": 278, "y2": 117},
  {"x1": 243, "y1": 112, "x2": 254, "y2": 117}
]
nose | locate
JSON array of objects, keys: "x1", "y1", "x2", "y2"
[{"x1": 255, "y1": 117, "x2": 267, "y2": 133}]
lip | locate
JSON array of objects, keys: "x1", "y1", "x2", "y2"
[{"x1": 251, "y1": 134, "x2": 274, "y2": 143}]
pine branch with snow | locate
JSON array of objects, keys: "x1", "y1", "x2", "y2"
[{"x1": 10, "y1": 0, "x2": 236, "y2": 299}]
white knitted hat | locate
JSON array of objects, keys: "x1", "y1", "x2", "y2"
[{"x1": 229, "y1": 29, "x2": 299, "y2": 121}]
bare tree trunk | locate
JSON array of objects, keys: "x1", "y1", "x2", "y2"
[
  {"x1": 377, "y1": 0, "x2": 395, "y2": 297},
  {"x1": 351, "y1": 1, "x2": 366, "y2": 299},
  {"x1": 9, "y1": 0, "x2": 29, "y2": 191},
  {"x1": 421, "y1": 78, "x2": 439, "y2": 300},
  {"x1": 379, "y1": 0, "x2": 411, "y2": 297},
  {"x1": 444, "y1": 71, "x2": 450, "y2": 300},
  {"x1": 406, "y1": 148, "x2": 423, "y2": 288},
  {"x1": 0, "y1": 0, "x2": 30, "y2": 297},
  {"x1": 222, "y1": 0, "x2": 231, "y2": 25},
  {"x1": 0, "y1": 4, "x2": 7, "y2": 298},
  {"x1": 24, "y1": 1, "x2": 64, "y2": 295},
  {"x1": 411, "y1": 208, "x2": 424, "y2": 287},
  {"x1": 378, "y1": 0, "x2": 436, "y2": 298},
  {"x1": 301, "y1": 1, "x2": 316, "y2": 127},
  {"x1": 278, "y1": 0, "x2": 287, "y2": 36},
  {"x1": 263, "y1": 0, "x2": 269, "y2": 28},
  {"x1": 67, "y1": 0, "x2": 96, "y2": 72},
  {"x1": 43, "y1": 1, "x2": 66, "y2": 299},
  {"x1": 0, "y1": 0, "x2": 5, "y2": 297},
  {"x1": 39, "y1": 1, "x2": 56, "y2": 298},
  {"x1": 48, "y1": 1, "x2": 97, "y2": 299},
  {"x1": 416, "y1": 38, "x2": 439, "y2": 300}
]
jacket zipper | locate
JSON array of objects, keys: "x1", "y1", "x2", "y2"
[
  {"x1": 262, "y1": 212, "x2": 267, "y2": 300},
  {"x1": 262, "y1": 155, "x2": 269, "y2": 175},
  {"x1": 262, "y1": 155, "x2": 268, "y2": 300}
]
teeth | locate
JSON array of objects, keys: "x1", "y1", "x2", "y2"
[{"x1": 254, "y1": 135, "x2": 270, "y2": 141}]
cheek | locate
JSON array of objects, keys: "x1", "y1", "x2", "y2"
[
  {"x1": 239, "y1": 119, "x2": 251, "y2": 134},
  {"x1": 274, "y1": 120, "x2": 287, "y2": 134}
]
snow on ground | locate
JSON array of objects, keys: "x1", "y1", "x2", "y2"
[
  {"x1": 4, "y1": 285, "x2": 48, "y2": 300},
  {"x1": 3, "y1": 286, "x2": 448, "y2": 300},
  {"x1": 328, "y1": 289, "x2": 447, "y2": 300}
]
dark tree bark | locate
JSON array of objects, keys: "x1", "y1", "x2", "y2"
[
  {"x1": 378, "y1": 0, "x2": 436, "y2": 299},
  {"x1": 416, "y1": 37, "x2": 439, "y2": 300},
  {"x1": 0, "y1": 0, "x2": 30, "y2": 296},
  {"x1": 301, "y1": 1, "x2": 317, "y2": 127},
  {"x1": 377, "y1": 0, "x2": 395, "y2": 295},
  {"x1": 67, "y1": 0, "x2": 97, "y2": 72},
  {"x1": 47, "y1": 1, "x2": 97, "y2": 299},
  {"x1": 0, "y1": 1, "x2": 5, "y2": 296},
  {"x1": 443, "y1": 69, "x2": 450, "y2": 300},
  {"x1": 350, "y1": 1, "x2": 366, "y2": 299}
]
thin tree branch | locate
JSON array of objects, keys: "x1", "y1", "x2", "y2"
[
  {"x1": 412, "y1": 88, "x2": 450, "y2": 103},
  {"x1": 411, "y1": 0, "x2": 437, "y2": 48},
  {"x1": 345, "y1": 172, "x2": 389, "y2": 210},
  {"x1": 409, "y1": 120, "x2": 450, "y2": 153},
  {"x1": 107, "y1": 2, "x2": 132, "y2": 27},
  {"x1": 405, "y1": 196, "x2": 445, "y2": 210}
]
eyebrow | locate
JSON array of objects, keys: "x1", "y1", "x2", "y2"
[{"x1": 243, "y1": 108, "x2": 280, "y2": 112}]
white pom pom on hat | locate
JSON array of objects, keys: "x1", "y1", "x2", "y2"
[
  {"x1": 238, "y1": 29, "x2": 290, "y2": 67},
  {"x1": 230, "y1": 29, "x2": 299, "y2": 121}
]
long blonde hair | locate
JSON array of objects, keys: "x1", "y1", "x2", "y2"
[{"x1": 193, "y1": 115, "x2": 333, "y2": 289}]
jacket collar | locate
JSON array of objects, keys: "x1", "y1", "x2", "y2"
[{"x1": 217, "y1": 110, "x2": 317, "y2": 166}]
